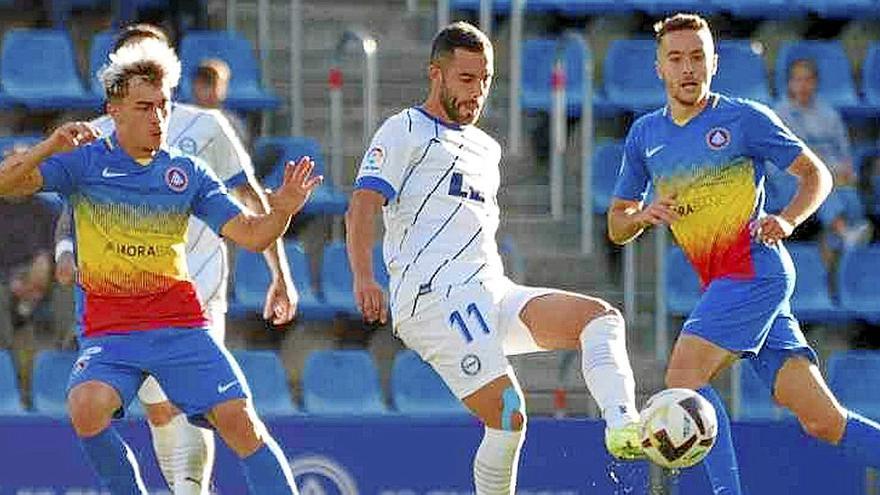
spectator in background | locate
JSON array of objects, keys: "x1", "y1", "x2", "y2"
[
  {"x1": 775, "y1": 59, "x2": 872, "y2": 277},
  {"x1": 192, "y1": 58, "x2": 251, "y2": 148}
]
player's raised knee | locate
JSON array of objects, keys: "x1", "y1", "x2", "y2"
[{"x1": 67, "y1": 381, "x2": 121, "y2": 436}]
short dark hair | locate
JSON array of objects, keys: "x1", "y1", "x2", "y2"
[
  {"x1": 653, "y1": 13, "x2": 711, "y2": 42},
  {"x1": 789, "y1": 58, "x2": 818, "y2": 81},
  {"x1": 194, "y1": 58, "x2": 230, "y2": 86},
  {"x1": 430, "y1": 21, "x2": 491, "y2": 63},
  {"x1": 112, "y1": 23, "x2": 170, "y2": 52}
]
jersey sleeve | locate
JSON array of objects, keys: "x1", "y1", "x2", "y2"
[
  {"x1": 38, "y1": 147, "x2": 87, "y2": 197},
  {"x1": 354, "y1": 114, "x2": 411, "y2": 203},
  {"x1": 190, "y1": 157, "x2": 245, "y2": 235},
  {"x1": 200, "y1": 110, "x2": 255, "y2": 190},
  {"x1": 613, "y1": 122, "x2": 651, "y2": 202},
  {"x1": 743, "y1": 100, "x2": 807, "y2": 170}
]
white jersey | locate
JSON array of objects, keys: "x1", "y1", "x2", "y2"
[
  {"x1": 355, "y1": 107, "x2": 506, "y2": 322},
  {"x1": 92, "y1": 103, "x2": 255, "y2": 313}
]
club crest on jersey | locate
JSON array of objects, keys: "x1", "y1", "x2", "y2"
[
  {"x1": 706, "y1": 127, "x2": 731, "y2": 150},
  {"x1": 177, "y1": 136, "x2": 197, "y2": 155},
  {"x1": 165, "y1": 166, "x2": 189, "y2": 192},
  {"x1": 461, "y1": 354, "x2": 482, "y2": 376},
  {"x1": 363, "y1": 145, "x2": 385, "y2": 172}
]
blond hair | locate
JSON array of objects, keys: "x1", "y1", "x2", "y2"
[{"x1": 99, "y1": 38, "x2": 181, "y2": 100}]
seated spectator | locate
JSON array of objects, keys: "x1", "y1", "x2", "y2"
[
  {"x1": 774, "y1": 59, "x2": 872, "y2": 278},
  {"x1": 860, "y1": 152, "x2": 880, "y2": 241},
  {"x1": 192, "y1": 58, "x2": 251, "y2": 148}
]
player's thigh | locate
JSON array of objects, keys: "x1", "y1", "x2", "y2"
[
  {"x1": 462, "y1": 372, "x2": 526, "y2": 431},
  {"x1": 774, "y1": 356, "x2": 846, "y2": 440},
  {"x1": 68, "y1": 338, "x2": 147, "y2": 419},
  {"x1": 147, "y1": 329, "x2": 251, "y2": 428},
  {"x1": 666, "y1": 334, "x2": 738, "y2": 389},
  {"x1": 509, "y1": 286, "x2": 617, "y2": 351},
  {"x1": 396, "y1": 284, "x2": 509, "y2": 405}
]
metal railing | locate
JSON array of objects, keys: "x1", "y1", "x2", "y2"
[
  {"x1": 289, "y1": 0, "x2": 304, "y2": 136},
  {"x1": 508, "y1": 0, "x2": 524, "y2": 157}
]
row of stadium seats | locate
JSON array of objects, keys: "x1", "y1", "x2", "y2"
[
  {"x1": 665, "y1": 243, "x2": 880, "y2": 324},
  {"x1": 454, "y1": 0, "x2": 880, "y2": 19},
  {"x1": 735, "y1": 350, "x2": 880, "y2": 421},
  {"x1": 1, "y1": 349, "x2": 469, "y2": 418},
  {"x1": 0, "y1": 28, "x2": 277, "y2": 111},
  {"x1": 523, "y1": 38, "x2": 880, "y2": 117}
]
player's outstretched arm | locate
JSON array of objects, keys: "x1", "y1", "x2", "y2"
[
  {"x1": 752, "y1": 150, "x2": 832, "y2": 245},
  {"x1": 345, "y1": 189, "x2": 387, "y2": 324},
  {"x1": 607, "y1": 193, "x2": 680, "y2": 245},
  {"x1": 0, "y1": 122, "x2": 99, "y2": 197},
  {"x1": 222, "y1": 157, "x2": 322, "y2": 252}
]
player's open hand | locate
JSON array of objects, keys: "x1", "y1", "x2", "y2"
[
  {"x1": 751, "y1": 214, "x2": 795, "y2": 246},
  {"x1": 268, "y1": 156, "x2": 323, "y2": 216},
  {"x1": 264, "y1": 277, "x2": 298, "y2": 326},
  {"x1": 354, "y1": 277, "x2": 387, "y2": 325},
  {"x1": 49, "y1": 122, "x2": 101, "y2": 154},
  {"x1": 636, "y1": 193, "x2": 680, "y2": 227}
]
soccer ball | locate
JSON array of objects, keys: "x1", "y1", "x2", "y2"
[{"x1": 639, "y1": 388, "x2": 718, "y2": 469}]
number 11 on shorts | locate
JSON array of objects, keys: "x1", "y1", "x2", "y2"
[{"x1": 449, "y1": 302, "x2": 490, "y2": 343}]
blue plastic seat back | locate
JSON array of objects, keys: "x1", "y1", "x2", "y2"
[
  {"x1": 179, "y1": 30, "x2": 267, "y2": 100},
  {"x1": 521, "y1": 37, "x2": 586, "y2": 113},
  {"x1": 775, "y1": 41, "x2": 858, "y2": 108},
  {"x1": 665, "y1": 246, "x2": 702, "y2": 316},
  {"x1": 1, "y1": 29, "x2": 87, "y2": 98},
  {"x1": 827, "y1": 351, "x2": 880, "y2": 421},
  {"x1": 232, "y1": 248, "x2": 271, "y2": 312},
  {"x1": 88, "y1": 30, "x2": 115, "y2": 94},
  {"x1": 256, "y1": 136, "x2": 330, "y2": 187},
  {"x1": 232, "y1": 350, "x2": 297, "y2": 415},
  {"x1": 32, "y1": 351, "x2": 77, "y2": 415},
  {"x1": 302, "y1": 350, "x2": 388, "y2": 415},
  {"x1": 283, "y1": 240, "x2": 319, "y2": 300},
  {"x1": 837, "y1": 246, "x2": 880, "y2": 314},
  {"x1": 786, "y1": 242, "x2": 835, "y2": 311},
  {"x1": 863, "y1": 43, "x2": 880, "y2": 105},
  {"x1": 713, "y1": 41, "x2": 771, "y2": 103},
  {"x1": 0, "y1": 135, "x2": 42, "y2": 155},
  {"x1": 591, "y1": 140, "x2": 623, "y2": 213},
  {"x1": 0, "y1": 350, "x2": 23, "y2": 414},
  {"x1": 391, "y1": 350, "x2": 468, "y2": 416},
  {"x1": 604, "y1": 39, "x2": 665, "y2": 112}
]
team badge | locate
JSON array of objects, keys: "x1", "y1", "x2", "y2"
[
  {"x1": 177, "y1": 136, "x2": 198, "y2": 155},
  {"x1": 706, "y1": 127, "x2": 731, "y2": 150},
  {"x1": 165, "y1": 166, "x2": 189, "y2": 192},
  {"x1": 363, "y1": 146, "x2": 385, "y2": 172},
  {"x1": 461, "y1": 353, "x2": 482, "y2": 376}
]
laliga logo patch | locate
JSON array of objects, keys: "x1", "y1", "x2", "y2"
[
  {"x1": 706, "y1": 127, "x2": 731, "y2": 151},
  {"x1": 290, "y1": 455, "x2": 359, "y2": 495},
  {"x1": 165, "y1": 166, "x2": 189, "y2": 193},
  {"x1": 363, "y1": 146, "x2": 385, "y2": 172}
]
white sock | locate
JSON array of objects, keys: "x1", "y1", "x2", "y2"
[
  {"x1": 473, "y1": 427, "x2": 525, "y2": 495},
  {"x1": 579, "y1": 312, "x2": 639, "y2": 429},
  {"x1": 149, "y1": 413, "x2": 214, "y2": 495}
]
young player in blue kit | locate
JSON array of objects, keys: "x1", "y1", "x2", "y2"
[
  {"x1": 0, "y1": 39, "x2": 319, "y2": 494},
  {"x1": 608, "y1": 13, "x2": 880, "y2": 493}
]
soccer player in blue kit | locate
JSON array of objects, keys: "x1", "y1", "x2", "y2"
[
  {"x1": 0, "y1": 39, "x2": 319, "y2": 493},
  {"x1": 609, "y1": 13, "x2": 880, "y2": 493}
]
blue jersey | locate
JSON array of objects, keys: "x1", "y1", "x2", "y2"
[
  {"x1": 39, "y1": 135, "x2": 243, "y2": 337},
  {"x1": 614, "y1": 94, "x2": 807, "y2": 286}
]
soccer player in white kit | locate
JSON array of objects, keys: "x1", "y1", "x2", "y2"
[
  {"x1": 345, "y1": 22, "x2": 643, "y2": 494},
  {"x1": 54, "y1": 24, "x2": 298, "y2": 494}
]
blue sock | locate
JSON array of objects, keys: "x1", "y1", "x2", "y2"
[
  {"x1": 839, "y1": 410, "x2": 880, "y2": 467},
  {"x1": 241, "y1": 440, "x2": 297, "y2": 494},
  {"x1": 79, "y1": 427, "x2": 146, "y2": 494},
  {"x1": 697, "y1": 386, "x2": 742, "y2": 495}
]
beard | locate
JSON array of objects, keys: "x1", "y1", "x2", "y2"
[{"x1": 440, "y1": 84, "x2": 479, "y2": 125}]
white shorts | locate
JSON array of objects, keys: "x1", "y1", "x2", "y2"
[
  {"x1": 138, "y1": 306, "x2": 227, "y2": 405},
  {"x1": 395, "y1": 277, "x2": 559, "y2": 399}
]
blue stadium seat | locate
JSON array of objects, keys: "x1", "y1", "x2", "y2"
[
  {"x1": 450, "y1": 0, "x2": 511, "y2": 13},
  {"x1": 391, "y1": 350, "x2": 469, "y2": 417},
  {"x1": 837, "y1": 246, "x2": 880, "y2": 324},
  {"x1": 557, "y1": 0, "x2": 634, "y2": 15},
  {"x1": 795, "y1": 0, "x2": 880, "y2": 18},
  {"x1": 31, "y1": 351, "x2": 77, "y2": 416},
  {"x1": 786, "y1": 242, "x2": 850, "y2": 323},
  {"x1": 627, "y1": 0, "x2": 715, "y2": 15},
  {"x1": 733, "y1": 360, "x2": 786, "y2": 421},
  {"x1": 710, "y1": 0, "x2": 798, "y2": 18},
  {"x1": 179, "y1": 30, "x2": 279, "y2": 111},
  {"x1": 320, "y1": 241, "x2": 388, "y2": 319},
  {"x1": 50, "y1": 0, "x2": 112, "y2": 28},
  {"x1": 774, "y1": 41, "x2": 859, "y2": 110},
  {"x1": 231, "y1": 350, "x2": 298, "y2": 416},
  {"x1": 302, "y1": 350, "x2": 389, "y2": 415},
  {"x1": 591, "y1": 140, "x2": 623, "y2": 214},
  {"x1": 255, "y1": 136, "x2": 348, "y2": 216},
  {"x1": 862, "y1": 43, "x2": 880, "y2": 107},
  {"x1": 284, "y1": 240, "x2": 336, "y2": 321},
  {"x1": 0, "y1": 29, "x2": 101, "y2": 110},
  {"x1": 521, "y1": 37, "x2": 591, "y2": 117},
  {"x1": 604, "y1": 39, "x2": 665, "y2": 113},
  {"x1": 665, "y1": 246, "x2": 701, "y2": 316},
  {"x1": 713, "y1": 41, "x2": 771, "y2": 103},
  {"x1": 827, "y1": 350, "x2": 880, "y2": 420},
  {"x1": 0, "y1": 350, "x2": 23, "y2": 414},
  {"x1": 88, "y1": 30, "x2": 115, "y2": 96},
  {"x1": 0, "y1": 135, "x2": 42, "y2": 156},
  {"x1": 764, "y1": 167, "x2": 798, "y2": 214}
]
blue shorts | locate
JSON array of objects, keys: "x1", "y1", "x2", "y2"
[
  {"x1": 683, "y1": 274, "x2": 818, "y2": 391},
  {"x1": 68, "y1": 328, "x2": 250, "y2": 427}
]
